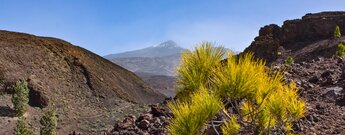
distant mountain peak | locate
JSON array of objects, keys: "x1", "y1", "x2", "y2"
[
  {"x1": 155, "y1": 40, "x2": 180, "y2": 48},
  {"x1": 104, "y1": 40, "x2": 185, "y2": 59}
]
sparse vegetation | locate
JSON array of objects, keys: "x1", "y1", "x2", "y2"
[
  {"x1": 334, "y1": 25, "x2": 342, "y2": 39},
  {"x1": 336, "y1": 43, "x2": 345, "y2": 57},
  {"x1": 175, "y1": 42, "x2": 226, "y2": 99},
  {"x1": 285, "y1": 56, "x2": 294, "y2": 65},
  {"x1": 12, "y1": 80, "x2": 30, "y2": 116},
  {"x1": 167, "y1": 87, "x2": 222, "y2": 135},
  {"x1": 168, "y1": 42, "x2": 305, "y2": 134},
  {"x1": 335, "y1": 26, "x2": 345, "y2": 58},
  {"x1": 40, "y1": 109, "x2": 58, "y2": 135},
  {"x1": 14, "y1": 117, "x2": 34, "y2": 135},
  {"x1": 221, "y1": 115, "x2": 240, "y2": 135}
]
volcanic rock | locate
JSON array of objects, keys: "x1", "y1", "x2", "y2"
[
  {"x1": 244, "y1": 12, "x2": 345, "y2": 64},
  {"x1": 109, "y1": 104, "x2": 170, "y2": 135}
]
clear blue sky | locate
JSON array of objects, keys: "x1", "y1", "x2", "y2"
[{"x1": 1, "y1": 1, "x2": 345, "y2": 56}]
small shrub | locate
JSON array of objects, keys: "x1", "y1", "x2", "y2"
[
  {"x1": 334, "y1": 25, "x2": 342, "y2": 39},
  {"x1": 221, "y1": 115, "x2": 240, "y2": 135},
  {"x1": 175, "y1": 42, "x2": 226, "y2": 98},
  {"x1": 169, "y1": 43, "x2": 305, "y2": 134},
  {"x1": 40, "y1": 109, "x2": 58, "y2": 135},
  {"x1": 12, "y1": 80, "x2": 30, "y2": 116},
  {"x1": 336, "y1": 43, "x2": 345, "y2": 57},
  {"x1": 14, "y1": 117, "x2": 34, "y2": 135},
  {"x1": 167, "y1": 87, "x2": 223, "y2": 135},
  {"x1": 285, "y1": 56, "x2": 294, "y2": 65}
]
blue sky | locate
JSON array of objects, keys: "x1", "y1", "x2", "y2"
[{"x1": 1, "y1": 1, "x2": 345, "y2": 56}]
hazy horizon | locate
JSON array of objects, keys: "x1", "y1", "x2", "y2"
[{"x1": 1, "y1": 1, "x2": 345, "y2": 56}]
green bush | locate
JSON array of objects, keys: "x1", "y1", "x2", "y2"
[
  {"x1": 334, "y1": 25, "x2": 342, "y2": 39},
  {"x1": 12, "y1": 80, "x2": 30, "y2": 116},
  {"x1": 40, "y1": 109, "x2": 58, "y2": 135},
  {"x1": 168, "y1": 42, "x2": 305, "y2": 134},
  {"x1": 336, "y1": 43, "x2": 345, "y2": 57},
  {"x1": 285, "y1": 56, "x2": 294, "y2": 65},
  {"x1": 167, "y1": 87, "x2": 222, "y2": 135},
  {"x1": 221, "y1": 115, "x2": 240, "y2": 135},
  {"x1": 175, "y1": 42, "x2": 226, "y2": 99},
  {"x1": 14, "y1": 117, "x2": 34, "y2": 135}
]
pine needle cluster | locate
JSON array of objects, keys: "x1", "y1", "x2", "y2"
[
  {"x1": 175, "y1": 42, "x2": 225, "y2": 98},
  {"x1": 167, "y1": 87, "x2": 223, "y2": 135},
  {"x1": 168, "y1": 42, "x2": 305, "y2": 134},
  {"x1": 221, "y1": 115, "x2": 240, "y2": 135}
]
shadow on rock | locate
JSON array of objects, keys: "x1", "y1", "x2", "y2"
[
  {"x1": 0, "y1": 106, "x2": 16, "y2": 117},
  {"x1": 336, "y1": 98, "x2": 345, "y2": 106}
]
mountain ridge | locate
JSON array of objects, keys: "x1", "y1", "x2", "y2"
[
  {"x1": 104, "y1": 40, "x2": 185, "y2": 59},
  {"x1": 105, "y1": 40, "x2": 185, "y2": 76}
]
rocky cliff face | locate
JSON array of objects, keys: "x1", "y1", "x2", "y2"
[{"x1": 244, "y1": 12, "x2": 345, "y2": 64}]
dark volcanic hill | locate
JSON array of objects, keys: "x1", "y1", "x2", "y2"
[
  {"x1": 244, "y1": 11, "x2": 345, "y2": 64},
  {"x1": 0, "y1": 30, "x2": 165, "y2": 134},
  {"x1": 135, "y1": 72, "x2": 176, "y2": 97},
  {"x1": 110, "y1": 54, "x2": 181, "y2": 76}
]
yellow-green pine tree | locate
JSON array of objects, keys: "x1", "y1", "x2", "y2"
[
  {"x1": 40, "y1": 109, "x2": 58, "y2": 135},
  {"x1": 12, "y1": 80, "x2": 29, "y2": 116},
  {"x1": 335, "y1": 25, "x2": 342, "y2": 39},
  {"x1": 14, "y1": 117, "x2": 34, "y2": 135}
]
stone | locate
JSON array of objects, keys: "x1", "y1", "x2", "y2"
[
  {"x1": 341, "y1": 66, "x2": 345, "y2": 79},
  {"x1": 150, "y1": 105, "x2": 166, "y2": 117},
  {"x1": 138, "y1": 120, "x2": 150, "y2": 130},
  {"x1": 27, "y1": 77, "x2": 49, "y2": 108},
  {"x1": 321, "y1": 70, "x2": 333, "y2": 78},
  {"x1": 308, "y1": 75, "x2": 319, "y2": 84},
  {"x1": 322, "y1": 87, "x2": 344, "y2": 101},
  {"x1": 119, "y1": 117, "x2": 136, "y2": 129},
  {"x1": 137, "y1": 113, "x2": 153, "y2": 121}
]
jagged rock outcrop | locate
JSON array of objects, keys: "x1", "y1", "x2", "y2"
[{"x1": 245, "y1": 12, "x2": 345, "y2": 64}]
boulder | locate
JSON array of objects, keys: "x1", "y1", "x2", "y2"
[{"x1": 27, "y1": 76, "x2": 49, "y2": 108}]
